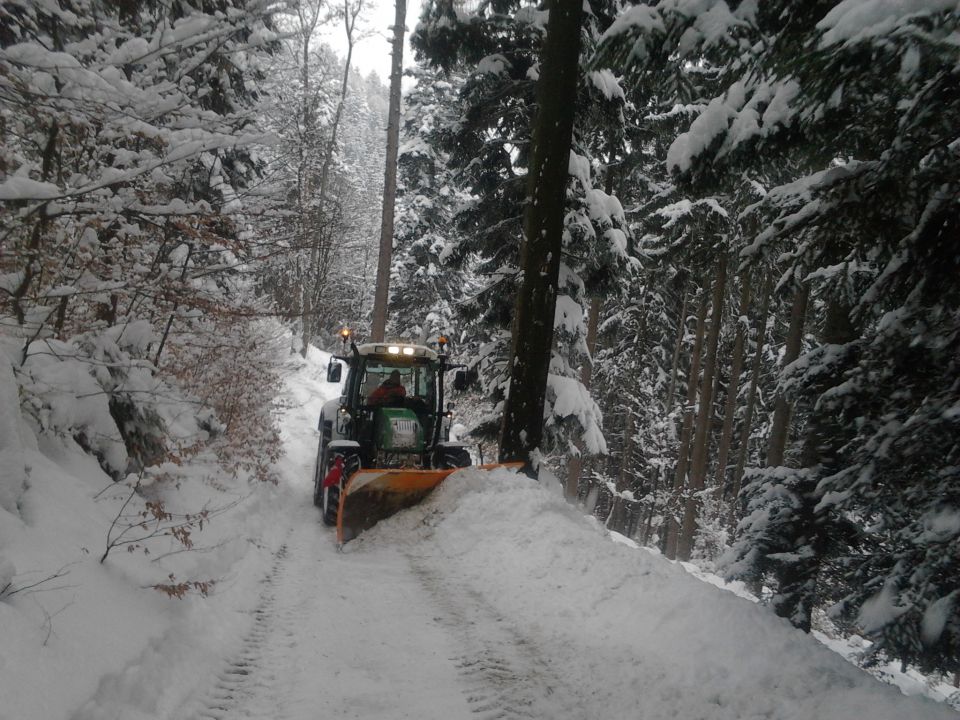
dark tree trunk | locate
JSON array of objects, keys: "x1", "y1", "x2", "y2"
[
  {"x1": 608, "y1": 408, "x2": 634, "y2": 534},
  {"x1": 370, "y1": 0, "x2": 406, "y2": 342},
  {"x1": 730, "y1": 273, "x2": 773, "y2": 522},
  {"x1": 665, "y1": 290, "x2": 708, "y2": 559},
  {"x1": 713, "y1": 271, "x2": 752, "y2": 500},
  {"x1": 766, "y1": 281, "x2": 809, "y2": 468},
  {"x1": 498, "y1": 0, "x2": 583, "y2": 472},
  {"x1": 665, "y1": 288, "x2": 689, "y2": 413},
  {"x1": 678, "y1": 255, "x2": 727, "y2": 561}
]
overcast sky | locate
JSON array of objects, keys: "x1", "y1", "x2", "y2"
[{"x1": 320, "y1": 0, "x2": 425, "y2": 84}]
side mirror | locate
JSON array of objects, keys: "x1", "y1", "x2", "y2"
[
  {"x1": 452, "y1": 369, "x2": 468, "y2": 392},
  {"x1": 327, "y1": 360, "x2": 342, "y2": 383}
]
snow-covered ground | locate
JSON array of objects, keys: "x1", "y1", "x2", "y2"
[{"x1": 1, "y1": 347, "x2": 957, "y2": 720}]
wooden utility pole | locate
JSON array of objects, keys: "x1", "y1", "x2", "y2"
[
  {"x1": 499, "y1": 0, "x2": 583, "y2": 473},
  {"x1": 370, "y1": 0, "x2": 406, "y2": 341}
]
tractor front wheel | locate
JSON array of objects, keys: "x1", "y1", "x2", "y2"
[{"x1": 437, "y1": 447, "x2": 472, "y2": 469}]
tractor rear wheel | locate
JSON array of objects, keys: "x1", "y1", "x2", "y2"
[{"x1": 321, "y1": 482, "x2": 340, "y2": 526}]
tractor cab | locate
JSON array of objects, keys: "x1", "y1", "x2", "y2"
[{"x1": 339, "y1": 344, "x2": 443, "y2": 469}]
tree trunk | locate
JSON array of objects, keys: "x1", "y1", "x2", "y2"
[
  {"x1": 498, "y1": 0, "x2": 583, "y2": 472},
  {"x1": 649, "y1": 286, "x2": 688, "y2": 546},
  {"x1": 713, "y1": 271, "x2": 752, "y2": 501},
  {"x1": 665, "y1": 290, "x2": 708, "y2": 559},
  {"x1": 565, "y1": 296, "x2": 601, "y2": 500},
  {"x1": 370, "y1": 0, "x2": 406, "y2": 342},
  {"x1": 677, "y1": 255, "x2": 728, "y2": 561},
  {"x1": 298, "y1": 0, "x2": 358, "y2": 355},
  {"x1": 665, "y1": 288, "x2": 689, "y2": 413},
  {"x1": 765, "y1": 281, "x2": 809, "y2": 467},
  {"x1": 730, "y1": 273, "x2": 773, "y2": 519},
  {"x1": 608, "y1": 407, "x2": 634, "y2": 534}
]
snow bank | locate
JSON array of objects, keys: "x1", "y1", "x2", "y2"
[
  {"x1": 0, "y1": 341, "x2": 337, "y2": 720},
  {"x1": 369, "y1": 469, "x2": 958, "y2": 720}
]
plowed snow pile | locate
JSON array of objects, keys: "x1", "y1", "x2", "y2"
[{"x1": 362, "y1": 468, "x2": 958, "y2": 720}]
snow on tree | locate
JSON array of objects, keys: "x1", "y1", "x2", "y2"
[
  {"x1": 0, "y1": 0, "x2": 284, "y2": 480},
  {"x1": 390, "y1": 65, "x2": 474, "y2": 346},
  {"x1": 596, "y1": 0, "x2": 960, "y2": 673},
  {"x1": 254, "y1": 2, "x2": 387, "y2": 350}
]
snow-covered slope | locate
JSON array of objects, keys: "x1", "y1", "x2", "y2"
[
  {"x1": 0, "y1": 346, "x2": 334, "y2": 720},
  {"x1": 372, "y1": 468, "x2": 958, "y2": 719},
  {"x1": 1, "y1": 347, "x2": 957, "y2": 720}
]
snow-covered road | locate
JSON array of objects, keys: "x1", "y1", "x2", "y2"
[
  {"x1": 168, "y1": 349, "x2": 586, "y2": 720},
  {"x1": 176, "y1": 512, "x2": 471, "y2": 720}
]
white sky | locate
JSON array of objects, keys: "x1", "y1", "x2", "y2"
[{"x1": 320, "y1": 0, "x2": 425, "y2": 84}]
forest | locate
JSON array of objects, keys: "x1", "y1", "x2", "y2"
[{"x1": 1, "y1": 0, "x2": 958, "y2": 693}]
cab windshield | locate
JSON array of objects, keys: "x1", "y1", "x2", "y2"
[{"x1": 358, "y1": 359, "x2": 436, "y2": 408}]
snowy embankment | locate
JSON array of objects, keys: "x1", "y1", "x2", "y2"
[
  {"x1": 0, "y1": 346, "x2": 332, "y2": 720},
  {"x1": 368, "y1": 471, "x2": 958, "y2": 720},
  {"x1": 1, "y1": 346, "x2": 957, "y2": 720}
]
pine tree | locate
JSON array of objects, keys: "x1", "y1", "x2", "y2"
[{"x1": 597, "y1": 0, "x2": 960, "y2": 671}]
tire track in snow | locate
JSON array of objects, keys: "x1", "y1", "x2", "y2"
[
  {"x1": 188, "y1": 542, "x2": 293, "y2": 720},
  {"x1": 409, "y1": 557, "x2": 589, "y2": 720}
]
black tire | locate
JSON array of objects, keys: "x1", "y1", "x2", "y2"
[
  {"x1": 313, "y1": 462, "x2": 323, "y2": 508},
  {"x1": 320, "y1": 451, "x2": 360, "y2": 527},
  {"x1": 438, "y1": 447, "x2": 472, "y2": 469},
  {"x1": 312, "y1": 435, "x2": 327, "y2": 508},
  {"x1": 321, "y1": 482, "x2": 340, "y2": 526}
]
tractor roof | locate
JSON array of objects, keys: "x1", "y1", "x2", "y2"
[{"x1": 355, "y1": 342, "x2": 439, "y2": 361}]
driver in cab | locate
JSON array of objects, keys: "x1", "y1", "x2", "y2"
[{"x1": 368, "y1": 370, "x2": 406, "y2": 405}]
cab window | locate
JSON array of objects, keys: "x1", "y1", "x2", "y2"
[{"x1": 359, "y1": 360, "x2": 435, "y2": 406}]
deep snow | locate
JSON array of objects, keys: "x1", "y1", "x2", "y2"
[{"x1": 1, "y1": 346, "x2": 957, "y2": 720}]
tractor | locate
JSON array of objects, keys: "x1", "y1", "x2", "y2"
[{"x1": 313, "y1": 333, "x2": 474, "y2": 542}]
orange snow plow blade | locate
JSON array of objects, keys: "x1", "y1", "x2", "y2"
[{"x1": 336, "y1": 463, "x2": 523, "y2": 544}]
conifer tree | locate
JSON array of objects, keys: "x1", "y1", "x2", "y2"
[{"x1": 597, "y1": 0, "x2": 960, "y2": 671}]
